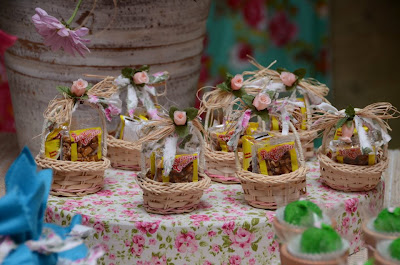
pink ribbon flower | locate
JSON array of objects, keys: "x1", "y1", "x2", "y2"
[
  {"x1": 32, "y1": 8, "x2": 90, "y2": 57},
  {"x1": 280, "y1": 71, "x2": 297, "y2": 87},
  {"x1": 252, "y1": 93, "x2": 271, "y2": 111},
  {"x1": 174, "y1": 111, "x2": 187, "y2": 125},
  {"x1": 133, "y1": 71, "x2": 149, "y2": 85},
  {"x1": 231, "y1": 74, "x2": 243, "y2": 90},
  {"x1": 70, "y1": 78, "x2": 88, "y2": 97}
]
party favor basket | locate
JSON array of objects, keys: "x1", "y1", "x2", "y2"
[
  {"x1": 137, "y1": 109, "x2": 211, "y2": 214},
  {"x1": 236, "y1": 122, "x2": 307, "y2": 210},
  {"x1": 106, "y1": 66, "x2": 169, "y2": 170},
  {"x1": 243, "y1": 58, "x2": 331, "y2": 160},
  {"x1": 315, "y1": 103, "x2": 398, "y2": 192},
  {"x1": 36, "y1": 77, "x2": 116, "y2": 196}
]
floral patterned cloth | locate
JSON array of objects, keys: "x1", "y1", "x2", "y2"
[{"x1": 46, "y1": 159, "x2": 384, "y2": 265}]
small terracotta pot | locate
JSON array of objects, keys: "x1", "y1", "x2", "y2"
[
  {"x1": 280, "y1": 244, "x2": 349, "y2": 265},
  {"x1": 362, "y1": 221, "x2": 398, "y2": 258},
  {"x1": 273, "y1": 217, "x2": 337, "y2": 243},
  {"x1": 374, "y1": 250, "x2": 399, "y2": 265}
]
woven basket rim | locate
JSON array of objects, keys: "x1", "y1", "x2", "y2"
[
  {"x1": 317, "y1": 149, "x2": 389, "y2": 172},
  {"x1": 236, "y1": 166, "x2": 307, "y2": 184},
  {"x1": 137, "y1": 173, "x2": 211, "y2": 195},
  {"x1": 107, "y1": 134, "x2": 141, "y2": 150},
  {"x1": 35, "y1": 155, "x2": 110, "y2": 172}
]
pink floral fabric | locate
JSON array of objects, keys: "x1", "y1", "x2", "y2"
[{"x1": 46, "y1": 159, "x2": 384, "y2": 265}]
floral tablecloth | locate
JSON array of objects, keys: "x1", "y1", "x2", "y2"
[{"x1": 46, "y1": 159, "x2": 384, "y2": 265}]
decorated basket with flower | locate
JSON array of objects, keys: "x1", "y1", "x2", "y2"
[
  {"x1": 106, "y1": 65, "x2": 169, "y2": 170},
  {"x1": 199, "y1": 73, "x2": 249, "y2": 184},
  {"x1": 137, "y1": 107, "x2": 211, "y2": 214},
  {"x1": 312, "y1": 103, "x2": 399, "y2": 192},
  {"x1": 35, "y1": 76, "x2": 120, "y2": 196},
  {"x1": 224, "y1": 88, "x2": 307, "y2": 210},
  {"x1": 243, "y1": 58, "x2": 331, "y2": 160}
]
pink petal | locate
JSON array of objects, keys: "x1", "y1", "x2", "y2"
[{"x1": 74, "y1": 27, "x2": 89, "y2": 37}]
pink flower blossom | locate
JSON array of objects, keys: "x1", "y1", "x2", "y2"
[
  {"x1": 174, "y1": 111, "x2": 187, "y2": 125},
  {"x1": 249, "y1": 258, "x2": 256, "y2": 265},
  {"x1": 243, "y1": 0, "x2": 266, "y2": 29},
  {"x1": 190, "y1": 215, "x2": 210, "y2": 222},
  {"x1": 203, "y1": 261, "x2": 212, "y2": 265},
  {"x1": 103, "y1": 235, "x2": 110, "y2": 241},
  {"x1": 88, "y1": 95, "x2": 99, "y2": 104},
  {"x1": 135, "y1": 221, "x2": 161, "y2": 234},
  {"x1": 252, "y1": 93, "x2": 271, "y2": 111},
  {"x1": 267, "y1": 231, "x2": 274, "y2": 240},
  {"x1": 32, "y1": 8, "x2": 90, "y2": 57},
  {"x1": 229, "y1": 227, "x2": 255, "y2": 249},
  {"x1": 109, "y1": 254, "x2": 116, "y2": 260},
  {"x1": 244, "y1": 250, "x2": 251, "y2": 257},
  {"x1": 231, "y1": 74, "x2": 243, "y2": 90},
  {"x1": 212, "y1": 244, "x2": 220, "y2": 253},
  {"x1": 149, "y1": 238, "x2": 156, "y2": 246},
  {"x1": 268, "y1": 12, "x2": 297, "y2": 47},
  {"x1": 133, "y1": 71, "x2": 149, "y2": 84},
  {"x1": 229, "y1": 255, "x2": 242, "y2": 265},
  {"x1": 174, "y1": 231, "x2": 199, "y2": 253},
  {"x1": 345, "y1": 198, "x2": 359, "y2": 214},
  {"x1": 280, "y1": 72, "x2": 297, "y2": 87},
  {"x1": 0, "y1": 30, "x2": 17, "y2": 54},
  {"x1": 267, "y1": 240, "x2": 279, "y2": 254},
  {"x1": 151, "y1": 255, "x2": 167, "y2": 265},
  {"x1": 82, "y1": 215, "x2": 90, "y2": 226},
  {"x1": 222, "y1": 221, "x2": 235, "y2": 235},
  {"x1": 97, "y1": 190, "x2": 113, "y2": 196},
  {"x1": 93, "y1": 221, "x2": 105, "y2": 233},
  {"x1": 208, "y1": 231, "x2": 216, "y2": 237},
  {"x1": 70, "y1": 79, "x2": 88, "y2": 97},
  {"x1": 105, "y1": 105, "x2": 121, "y2": 122}
]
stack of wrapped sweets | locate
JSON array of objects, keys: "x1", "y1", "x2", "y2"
[
  {"x1": 273, "y1": 199, "x2": 336, "y2": 243},
  {"x1": 242, "y1": 58, "x2": 331, "y2": 159},
  {"x1": 372, "y1": 237, "x2": 400, "y2": 265},
  {"x1": 363, "y1": 207, "x2": 400, "y2": 258},
  {"x1": 1, "y1": 147, "x2": 104, "y2": 265},
  {"x1": 106, "y1": 65, "x2": 169, "y2": 170},
  {"x1": 137, "y1": 107, "x2": 211, "y2": 214},
  {"x1": 313, "y1": 103, "x2": 399, "y2": 192},
  {"x1": 36, "y1": 77, "x2": 119, "y2": 196},
  {"x1": 280, "y1": 223, "x2": 349, "y2": 265}
]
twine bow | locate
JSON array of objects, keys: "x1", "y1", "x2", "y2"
[
  {"x1": 43, "y1": 76, "x2": 118, "y2": 126},
  {"x1": 242, "y1": 57, "x2": 330, "y2": 104},
  {"x1": 312, "y1": 102, "x2": 399, "y2": 151}
]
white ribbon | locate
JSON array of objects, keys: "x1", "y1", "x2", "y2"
[
  {"x1": 57, "y1": 246, "x2": 105, "y2": 265},
  {"x1": 144, "y1": 85, "x2": 156, "y2": 96},
  {"x1": 163, "y1": 136, "x2": 178, "y2": 177},
  {"x1": 127, "y1": 84, "x2": 138, "y2": 116},
  {"x1": 227, "y1": 110, "x2": 251, "y2": 149},
  {"x1": 0, "y1": 237, "x2": 16, "y2": 264},
  {"x1": 359, "y1": 116, "x2": 391, "y2": 145},
  {"x1": 26, "y1": 229, "x2": 84, "y2": 254},
  {"x1": 354, "y1": 115, "x2": 373, "y2": 154}
]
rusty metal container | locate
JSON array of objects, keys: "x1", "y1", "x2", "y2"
[{"x1": 0, "y1": 0, "x2": 210, "y2": 154}]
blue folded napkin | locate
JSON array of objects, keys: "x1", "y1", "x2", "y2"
[{"x1": 0, "y1": 147, "x2": 103, "y2": 265}]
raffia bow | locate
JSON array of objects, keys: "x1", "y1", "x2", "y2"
[
  {"x1": 242, "y1": 57, "x2": 330, "y2": 103},
  {"x1": 43, "y1": 76, "x2": 118, "y2": 126}
]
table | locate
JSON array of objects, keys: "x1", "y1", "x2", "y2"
[{"x1": 45, "y1": 158, "x2": 384, "y2": 265}]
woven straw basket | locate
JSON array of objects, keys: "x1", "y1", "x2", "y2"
[
  {"x1": 236, "y1": 122, "x2": 307, "y2": 210},
  {"x1": 107, "y1": 135, "x2": 142, "y2": 170},
  {"x1": 374, "y1": 249, "x2": 397, "y2": 265},
  {"x1": 318, "y1": 128, "x2": 388, "y2": 192},
  {"x1": 279, "y1": 244, "x2": 349, "y2": 265},
  {"x1": 137, "y1": 125, "x2": 211, "y2": 214},
  {"x1": 363, "y1": 221, "x2": 399, "y2": 258},
  {"x1": 36, "y1": 101, "x2": 109, "y2": 197}
]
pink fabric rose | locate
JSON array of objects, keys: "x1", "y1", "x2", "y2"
[
  {"x1": 229, "y1": 227, "x2": 255, "y2": 249},
  {"x1": 252, "y1": 93, "x2": 271, "y2": 111},
  {"x1": 190, "y1": 214, "x2": 210, "y2": 222},
  {"x1": 231, "y1": 74, "x2": 243, "y2": 90},
  {"x1": 70, "y1": 78, "x2": 88, "y2": 97},
  {"x1": 229, "y1": 255, "x2": 242, "y2": 265},
  {"x1": 135, "y1": 221, "x2": 160, "y2": 234},
  {"x1": 133, "y1": 71, "x2": 149, "y2": 84},
  {"x1": 222, "y1": 221, "x2": 235, "y2": 235},
  {"x1": 174, "y1": 111, "x2": 187, "y2": 125},
  {"x1": 280, "y1": 71, "x2": 297, "y2": 87}
]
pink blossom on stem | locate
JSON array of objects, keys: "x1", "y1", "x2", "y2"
[
  {"x1": 32, "y1": 8, "x2": 90, "y2": 57},
  {"x1": 88, "y1": 95, "x2": 99, "y2": 104}
]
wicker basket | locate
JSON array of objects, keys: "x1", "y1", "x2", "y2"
[
  {"x1": 107, "y1": 135, "x2": 143, "y2": 170},
  {"x1": 204, "y1": 146, "x2": 241, "y2": 184},
  {"x1": 273, "y1": 217, "x2": 337, "y2": 244},
  {"x1": 299, "y1": 129, "x2": 317, "y2": 160},
  {"x1": 36, "y1": 101, "x2": 110, "y2": 196},
  {"x1": 236, "y1": 122, "x2": 307, "y2": 210},
  {"x1": 280, "y1": 244, "x2": 349, "y2": 265},
  {"x1": 374, "y1": 249, "x2": 398, "y2": 265},
  {"x1": 363, "y1": 221, "x2": 399, "y2": 258},
  {"x1": 137, "y1": 123, "x2": 211, "y2": 214},
  {"x1": 318, "y1": 128, "x2": 388, "y2": 192}
]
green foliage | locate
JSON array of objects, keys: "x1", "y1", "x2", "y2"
[{"x1": 345, "y1": 105, "x2": 356, "y2": 118}]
